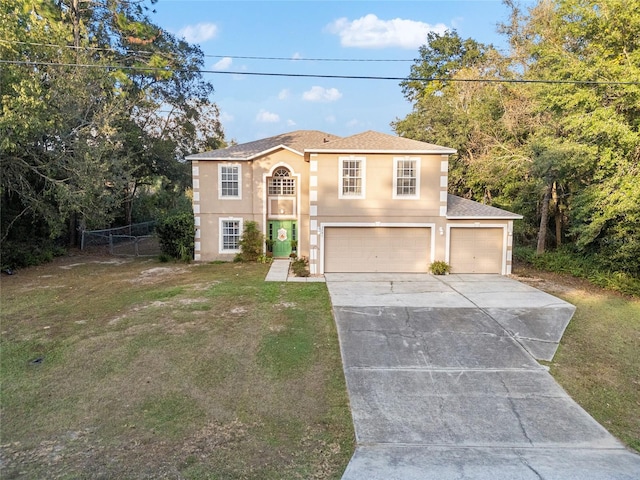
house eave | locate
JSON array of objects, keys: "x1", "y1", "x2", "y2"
[
  {"x1": 185, "y1": 156, "x2": 249, "y2": 161},
  {"x1": 185, "y1": 144, "x2": 303, "y2": 162},
  {"x1": 446, "y1": 215, "x2": 523, "y2": 220},
  {"x1": 304, "y1": 148, "x2": 457, "y2": 155}
]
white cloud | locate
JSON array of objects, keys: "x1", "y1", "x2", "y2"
[
  {"x1": 256, "y1": 109, "x2": 280, "y2": 123},
  {"x1": 302, "y1": 86, "x2": 342, "y2": 103},
  {"x1": 278, "y1": 89, "x2": 291, "y2": 100},
  {"x1": 325, "y1": 115, "x2": 336, "y2": 124},
  {"x1": 178, "y1": 22, "x2": 218, "y2": 43},
  {"x1": 286, "y1": 119, "x2": 296, "y2": 126},
  {"x1": 213, "y1": 57, "x2": 232, "y2": 71},
  {"x1": 326, "y1": 14, "x2": 447, "y2": 49},
  {"x1": 346, "y1": 119, "x2": 360, "y2": 128},
  {"x1": 451, "y1": 17, "x2": 464, "y2": 30},
  {"x1": 220, "y1": 111, "x2": 234, "y2": 123},
  {"x1": 292, "y1": 52, "x2": 303, "y2": 60}
]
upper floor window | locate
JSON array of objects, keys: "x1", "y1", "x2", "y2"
[
  {"x1": 339, "y1": 156, "x2": 366, "y2": 199},
  {"x1": 268, "y1": 167, "x2": 295, "y2": 196},
  {"x1": 218, "y1": 164, "x2": 241, "y2": 199},
  {"x1": 393, "y1": 157, "x2": 420, "y2": 199}
]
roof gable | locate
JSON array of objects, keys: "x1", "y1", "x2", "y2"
[
  {"x1": 305, "y1": 130, "x2": 456, "y2": 154},
  {"x1": 446, "y1": 195, "x2": 522, "y2": 219},
  {"x1": 186, "y1": 130, "x2": 340, "y2": 161}
]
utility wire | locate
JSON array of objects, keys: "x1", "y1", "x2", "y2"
[
  {"x1": 206, "y1": 70, "x2": 639, "y2": 85},
  {"x1": 2, "y1": 59, "x2": 638, "y2": 86},
  {"x1": 0, "y1": 40, "x2": 562, "y2": 68},
  {"x1": 206, "y1": 54, "x2": 414, "y2": 62},
  {"x1": 0, "y1": 39, "x2": 414, "y2": 61},
  {"x1": 1, "y1": 39, "x2": 527, "y2": 62}
]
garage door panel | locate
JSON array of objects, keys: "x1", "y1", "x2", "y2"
[
  {"x1": 450, "y1": 228, "x2": 503, "y2": 274},
  {"x1": 325, "y1": 227, "x2": 431, "y2": 273}
]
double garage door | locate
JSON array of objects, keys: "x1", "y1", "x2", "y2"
[
  {"x1": 323, "y1": 226, "x2": 505, "y2": 274},
  {"x1": 324, "y1": 227, "x2": 431, "y2": 273}
]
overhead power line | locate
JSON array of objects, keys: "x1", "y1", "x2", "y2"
[
  {"x1": 1, "y1": 39, "x2": 522, "y2": 63},
  {"x1": 205, "y1": 54, "x2": 414, "y2": 62},
  {"x1": 1, "y1": 39, "x2": 414, "y2": 62},
  {"x1": 203, "y1": 70, "x2": 639, "y2": 86},
  {"x1": 1, "y1": 59, "x2": 638, "y2": 86},
  {"x1": 0, "y1": 39, "x2": 564, "y2": 65}
]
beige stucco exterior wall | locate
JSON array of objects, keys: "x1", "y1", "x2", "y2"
[
  {"x1": 193, "y1": 146, "x2": 514, "y2": 274},
  {"x1": 252, "y1": 150, "x2": 311, "y2": 259},
  {"x1": 313, "y1": 152, "x2": 445, "y2": 218},
  {"x1": 192, "y1": 159, "x2": 258, "y2": 262},
  {"x1": 192, "y1": 149, "x2": 311, "y2": 262},
  {"x1": 309, "y1": 152, "x2": 451, "y2": 274}
]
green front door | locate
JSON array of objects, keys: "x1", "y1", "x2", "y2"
[{"x1": 269, "y1": 221, "x2": 296, "y2": 257}]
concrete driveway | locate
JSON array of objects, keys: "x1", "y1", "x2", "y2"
[{"x1": 325, "y1": 273, "x2": 640, "y2": 480}]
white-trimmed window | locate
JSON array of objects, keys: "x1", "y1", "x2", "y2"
[
  {"x1": 219, "y1": 218, "x2": 242, "y2": 253},
  {"x1": 393, "y1": 157, "x2": 420, "y2": 199},
  {"x1": 339, "y1": 156, "x2": 365, "y2": 199},
  {"x1": 218, "y1": 164, "x2": 241, "y2": 199},
  {"x1": 268, "y1": 167, "x2": 295, "y2": 195}
]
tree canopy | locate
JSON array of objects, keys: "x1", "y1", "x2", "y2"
[
  {"x1": 394, "y1": 0, "x2": 640, "y2": 276},
  {"x1": 1, "y1": 0, "x2": 224, "y2": 260}
]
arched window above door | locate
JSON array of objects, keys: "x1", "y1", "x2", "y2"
[{"x1": 268, "y1": 167, "x2": 295, "y2": 195}]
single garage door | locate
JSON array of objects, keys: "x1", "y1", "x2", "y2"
[
  {"x1": 324, "y1": 227, "x2": 431, "y2": 273},
  {"x1": 450, "y1": 227, "x2": 504, "y2": 274}
]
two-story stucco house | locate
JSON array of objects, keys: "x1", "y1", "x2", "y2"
[{"x1": 186, "y1": 130, "x2": 522, "y2": 275}]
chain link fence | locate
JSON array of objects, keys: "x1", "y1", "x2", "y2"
[{"x1": 81, "y1": 222, "x2": 161, "y2": 257}]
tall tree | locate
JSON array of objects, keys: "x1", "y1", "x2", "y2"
[
  {"x1": 394, "y1": 1, "x2": 640, "y2": 274},
  {"x1": 1, "y1": 0, "x2": 224, "y2": 252},
  {"x1": 515, "y1": 0, "x2": 640, "y2": 268},
  {"x1": 394, "y1": 31, "x2": 536, "y2": 212}
]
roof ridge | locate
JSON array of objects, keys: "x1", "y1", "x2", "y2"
[{"x1": 305, "y1": 130, "x2": 457, "y2": 153}]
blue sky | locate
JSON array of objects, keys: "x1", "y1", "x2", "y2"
[{"x1": 151, "y1": 0, "x2": 531, "y2": 144}]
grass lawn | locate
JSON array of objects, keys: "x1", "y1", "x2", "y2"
[
  {"x1": 0, "y1": 255, "x2": 354, "y2": 479},
  {"x1": 513, "y1": 264, "x2": 640, "y2": 453}
]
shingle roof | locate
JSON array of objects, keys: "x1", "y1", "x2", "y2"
[
  {"x1": 447, "y1": 195, "x2": 522, "y2": 219},
  {"x1": 305, "y1": 130, "x2": 456, "y2": 154},
  {"x1": 185, "y1": 130, "x2": 340, "y2": 161}
]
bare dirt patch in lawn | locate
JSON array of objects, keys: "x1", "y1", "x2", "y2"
[
  {"x1": 107, "y1": 297, "x2": 210, "y2": 326},
  {"x1": 0, "y1": 256, "x2": 354, "y2": 479},
  {"x1": 274, "y1": 301, "x2": 297, "y2": 308},
  {"x1": 130, "y1": 265, "x2": 190, "y2": 284}
]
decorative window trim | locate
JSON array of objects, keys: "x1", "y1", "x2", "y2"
[
  {"x1": 338, "y1": 156, "x2": 366, "y2": 199},
  {"x1": 268, "y1": 167, "x2": 296, "y2": 196},
  {"x1": 393, "y1": 156, "x2": 420, "y2": 199},
  {"x1": 218, "y1": 164, "x2": 242, "y2": 200},
  {"x1": 219, "y1": 217, "x2": 243, "y2": 253}
]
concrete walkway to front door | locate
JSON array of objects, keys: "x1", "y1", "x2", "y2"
[
  {"x1": 264, "y1": 258, "x2": 326, "y2": 283},
  {"x1": 264, "y1": 259, "x2": 290, "y2": 282},
  {"x1": 325, "y1": 273, "x2": 640, "y2": 480}
]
